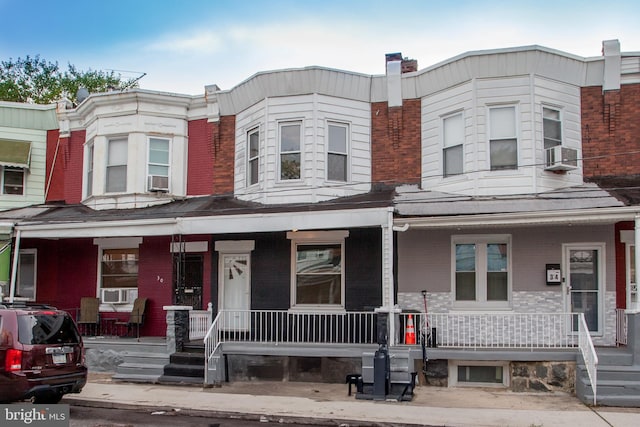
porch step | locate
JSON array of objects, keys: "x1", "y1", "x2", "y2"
[
  {"x1": 576, "y1": 347, "x2": 640, "y2": 407},
  {"x1": 159, "y1": 346, "x2": 206, "y2": 384},
  {"x1": 157, "y1": 375, "x2": 204, "y2": 386}
]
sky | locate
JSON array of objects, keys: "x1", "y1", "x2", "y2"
[{"x1": 1, "y1": 0, "x2": 639, "y2": 96}]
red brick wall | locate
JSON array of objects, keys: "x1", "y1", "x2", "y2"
[
  {"x1": 45, "y1": 129, "x2": 65, "y2": 202},
  {"x1": 187, "y1": 119, "x2": 215, "y2": 195},
  {"x1": 581, "y1": 84, "x2": 640, "y2": 179},
  {"x1": 47, "y1": 129, "x2": 86, "y2": 204},
  {"x1": 614, "y1": 222, "x2": 633, "y2": 309},
  {"x1": 212, "y1": 115, "x2": 236, "y2": 195},
  {"x1": 371, "y1": 100, "x2": 421, "y2": 186}
]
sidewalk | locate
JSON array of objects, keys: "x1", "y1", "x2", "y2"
[{"x1": 64, "y1": 373, "x2": 640, "y2": 427}]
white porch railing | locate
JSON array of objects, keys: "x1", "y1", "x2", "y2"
[
  {"x1": 189, "y1": 303, "x2": 213, "y2": 341},
  {"x1": 616, "y1": 308, "x2": 628, "y2": 346},
  {"x1": 578, "y1": 313, "x2": 598, "y2": 405},
  {"x1": 399, "y1": 312, "x2": 580, "y2": 349}
]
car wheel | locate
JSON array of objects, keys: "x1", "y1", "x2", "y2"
[{"x1": 33, "y1": 392, "x2": 63, "y2": 404}]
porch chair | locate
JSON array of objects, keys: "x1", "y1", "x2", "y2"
[
  {"x1": 76, "y1": 297, "x2": 100, "y2": 336},
  {"x1": 115, "y1": 297, "x2": 147, "y2": 340}
]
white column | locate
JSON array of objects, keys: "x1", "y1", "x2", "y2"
[{"x1": 9, "y1": 229, "x2": 21, "y2": 303}]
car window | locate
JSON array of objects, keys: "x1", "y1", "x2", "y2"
[{"x1": 17, "y1": 313, "x2": 80, "y2": 345}]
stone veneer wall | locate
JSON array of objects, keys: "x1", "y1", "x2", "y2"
[{"x1": 398, "y1": 291, "x2": 617, "y2": 347}]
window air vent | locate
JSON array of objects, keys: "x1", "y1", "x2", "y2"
[
  {"x1": 147, "y1": 175, "x2": 169, "y2": 192},
  {"x1": 544, "y1": 146, "x2": 578, "y2": 171}
]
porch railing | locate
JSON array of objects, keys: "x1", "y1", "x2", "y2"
[
  {"x1": 398, "y1": 312, "x2": 580, "y2": 349},
  {"x1": 189, "y1": 303, "x2": 213, "y2": 341},
  {"x1": 578, "y1": 313, "x2": 598, "y2": 405},
  {"x1": 615, "y1": 308, "x2": 628, "y2": 346}
]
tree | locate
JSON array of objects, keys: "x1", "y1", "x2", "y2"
[{"x1": 0, "y1": 55, "x2": 139, "y2": 105}]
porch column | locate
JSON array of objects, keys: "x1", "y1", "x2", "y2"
[
  {"x1": 382, "y1": 209, "x2": 400, "y2": 346},
  {"x1": 164, "y1": 305, "x2": 192, "y2": 354}
]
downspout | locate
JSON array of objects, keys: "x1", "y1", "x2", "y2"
[{"x1": 9, "y1": 229, "x2": 21, "y2": 303}]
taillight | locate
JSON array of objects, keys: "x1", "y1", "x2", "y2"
[{"x1": 5, "y1": 349, "x2": 23, "y2": 372}]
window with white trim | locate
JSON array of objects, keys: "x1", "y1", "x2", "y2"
[
  {"x1": 100, "y1": 248, "x2": 139, "y2": 304},
  {"x1": 327, "y1": 122, "x2": 348, "y2": 182},
  {"x1": 279, "y1": 121, "x2": 302, "y2": 180},
  {"x1": 1, "y1": 167, "x2": 24, "y2": 195},
  {"x1": 247, "y1": 127, "x2": 259, "y2": 186},
  {"x1": 106, "y1": 138, "x2": 127, "y2": 193},
  {"x1": 288, "y1": 230, "x2": 348, "y2": 309},
  {"x1": 15, "y1": 249, "x2": 37, "y2": 300},
  {"x1": 453, "y1": 235, "x2": 511, "y2": 308},
  {"x1": 489, "y1": 106, "x2": 517, "y2": 170},
  {"x1": 147, "y1": 137, "x2": 170, "y2": 191},
  {"x1": 543, "y1": 107, "x2": 562, "y2": 149},
  {"x1": 443, "y1": 113, "x2": 464, "y2": 177},
  {"x1": 86, "y1": 143, "x2": 94, "y2": 197}
]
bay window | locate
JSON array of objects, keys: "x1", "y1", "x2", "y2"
[
  {"x1": 247, "y1": 128, "x2": 259, "y2": 186},
  {"x1": 543, "y1": 107, "x2": 562, "y2": 149},
  {"x1": 279, "y1": 121, "x2": 302, "y2": 180},
  {"x1": 106, "y1": 138, "x2": 127, "y2": 193},
  {"x1": 147, "y1": 137, "x2": 170, "y2": 191},
  {"x1": 443, "y1": 113, "x2": 464, "y2": 177},
  {"x1": 489, "y1": 106, "x2": 517, "y2": 170},
  {"x1": 327, "y1": 122, "x2": 348, "y2": 182}
]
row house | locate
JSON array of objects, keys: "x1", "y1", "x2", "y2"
[{"x1": 1, "y1": 40, "x2": 639, "y2": 405}]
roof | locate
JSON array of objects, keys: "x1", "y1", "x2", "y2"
[{"x1": 0, "y1": 102, "x2": 58, "y2": 130}]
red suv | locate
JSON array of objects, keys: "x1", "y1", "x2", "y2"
[{"x1": 0, "y1": 303, "x2": 87, "y2": 403}]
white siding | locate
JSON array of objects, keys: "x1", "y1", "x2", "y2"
[
  {"x1": 422, "y1": 75, "x2": 584, "y2": 196},
  {"x1": 234, "y1": 94, "x2": 371, "y2": 204}
]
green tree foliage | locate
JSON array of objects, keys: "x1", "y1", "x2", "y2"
[{"x1": 0, "y1": 55, "x2": 139, "y2": 104}]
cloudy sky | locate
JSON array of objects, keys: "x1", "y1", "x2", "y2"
[{"x1": 1, "y1": 0, "x2": 638, "y2": 95}]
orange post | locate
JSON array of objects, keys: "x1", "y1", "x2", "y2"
[{"x1": 405, "y1": 314, "x2": 416, "y2": 344}]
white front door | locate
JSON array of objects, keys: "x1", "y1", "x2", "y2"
[
  {"x1": 219, "y1": 253, "x2": 250, "y2": 331},
  {"x1": 564, "y1": 244, "x2": 604, "y2": 334}
]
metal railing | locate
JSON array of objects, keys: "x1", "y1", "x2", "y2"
[
  {"x1": 615, "y1": 308, "x2": 628, "y2": 346},
  {"x1": 204, "y1": 310, "x2": 223, "y2": 385},
  {"x1": 189, "y1": 303, "x2": 213, "y2": 341},
  {"x1": 398, "y1": 312, "x2": 580, "y2": 349},
  {"x1": 578, "y1": 313, "x2": 598, "y2": 405}
]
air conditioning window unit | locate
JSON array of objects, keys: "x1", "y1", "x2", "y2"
[
  {"x1": 148, "y1": 175, "x2": 169, "y2": 192},
  {"x1": 545, "y1": 146, "x2": 578, "y2": 171},
  {"x1": 101, "y1": 288, "x2": 138, "y2": 304}
]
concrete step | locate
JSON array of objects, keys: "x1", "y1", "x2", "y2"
[
  {"x1": 595, "y1": 348, "x2": 634, "y2": 366},
  {"x1": 120, "y1": 352, "x2": 170, "y2": 365},
  {"x1": 115, "y1": 362, "x2": 166, "y2": 376},
  {"x1": 163, "y1": 363, "x2": 204, "y2": 378},
  {"x1": 112, "y1": 373, "x2": 162, "y2": 383},
  {"x1": 577, "y1": 364, "x2": 640, "y2": 382},
  {"x1": 157, "y1": 375, "x2": 204, "y2": 386},
  {"x1": 170, "y1": 351, "x2": 204, "y2": 366}
]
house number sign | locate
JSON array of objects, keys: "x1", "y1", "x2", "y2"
[{"x1": 546, "y1": 264, "x2": 561, "y2": 285}]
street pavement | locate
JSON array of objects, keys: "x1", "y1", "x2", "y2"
[{"x1": 63, "y1": 373, "x2": 640, "y2": 427}]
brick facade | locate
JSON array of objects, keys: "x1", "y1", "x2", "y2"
[
  {"x1": 581, "y1": 83, "x2": 640, "y2": 179},
  {"x1": 211, "y1": 115, "x2": 236, "y2": 195},
  {"x1": 371, "y1": 99, "x2": 421, "y2": 186}
]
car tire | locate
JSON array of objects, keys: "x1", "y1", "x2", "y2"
[{"x1": 33, "y1": 392, "x2": 63, "y2": 404}]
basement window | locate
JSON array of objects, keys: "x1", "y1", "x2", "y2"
[{"x1": 449, "y1": 361, "x2": 509, "y2": 387}]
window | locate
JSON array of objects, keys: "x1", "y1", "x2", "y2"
[
  {"x1": 100, "y1": 248, "x2": 138, "y2": 304},
  {"x1": 327, "y1": 122, "x2": 348, "y2": 181},
  {"x1": 543, "y1": 107, "x2": 562, "y2": 149},
  {"x1": 489, "y1": 106, "x2": 517, "y2": 170},
  {"x1": 247, "y1": 128, "x2": 259, "y2": 186},
  {"x1": 106, "y1": 138, "x2": 127, "y2": 193},
  {"x1": 279, "y1": 122, "x2": 301, "y2": 180},
  {"x1": 288, "y1": 231, "x2": 348, "y2": 309},
  {"x1": 1, "y1": 167, "x2": 24, "y2": 195},
  {"x1": 16, "y1": 249, "x2": 37, "y2": 300},
  {"x1": 86, "y1": 144, "x2": 94, "y2": 197},
  {"x1": 450, "y1": 361, "x2": 509, "y2": 387},
  {"x1": 443, "y1": 113, "x2": 464, "y2": 177},
  {"x1": 148, "y1": 137, "x2": 170, "y2": 190},
  {"x1": 453, "y1": 235, "x2": 510, "y2": 307}
]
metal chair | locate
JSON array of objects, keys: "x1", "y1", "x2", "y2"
[
  {"x1": 76, "y1": 297, "x2": 100, "y2": 336},
  {"x1": 115, "y1": 297, "x2": 147, "y2": 340}
]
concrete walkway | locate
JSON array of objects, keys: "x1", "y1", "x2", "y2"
[{"x1": 64, "y1": 374, "x2": 640, "y2": 427}]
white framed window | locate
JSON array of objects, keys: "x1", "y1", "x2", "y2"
[
  {"x1": 449, "y1": 361, "x2": 509, "y2": 387},
  {"x1": 247, "y1": 127, "x2": 259, "y2": 186},
  {"x1": 279, "y1": 121, "x2": 302, "y2": 181},
  {"x1": 443, "y1": 112, "x2": 464, "y2": 177},
  {"x1": 100, "y1": 248, "x2": 139, "y2": 304},
  {"x1": 16, "y1": 249, "x2": 37, "y2": 300},
  {"x1": 327, "y1": 122, "x2": 348, "y2": 182},
  {"x1": 489, "y1": 106, "x2": 517, "y2": 171},
  {"x1": 452, "y1": 234, "x2": 511, "y2": 308},
  {"x1": 1, "y1": 167, "x2": 25, "y2": 195},
  {"x1": 543, "y1": 106, "x2": 562, "y2": 149},
  {"x1": 147, "y1": 137, "x2": 170, "y2": 191},
  {"x1": 106, "y1": 137, "x2": 127, "y2": 193},
  {"x1": 86, "y1": 143, "x2": 94, "y2": 197},
  {"x1": 287, "y1": 230, "x2": 348, "y2": 310}
]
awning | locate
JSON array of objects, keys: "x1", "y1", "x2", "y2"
[{"x1": 0, "y1": 140, "x2": 32, "y2": 168}]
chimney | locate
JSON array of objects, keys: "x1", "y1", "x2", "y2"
[
  {"x1": 602, "y1": 39, "x2": 621, "y2": 92},
  {"x1": 385, "y1": 53, "x2": 402, "y2": 108},
  {"x1": 401, "y1": 58, "x2": 418, "y2": 73}
]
